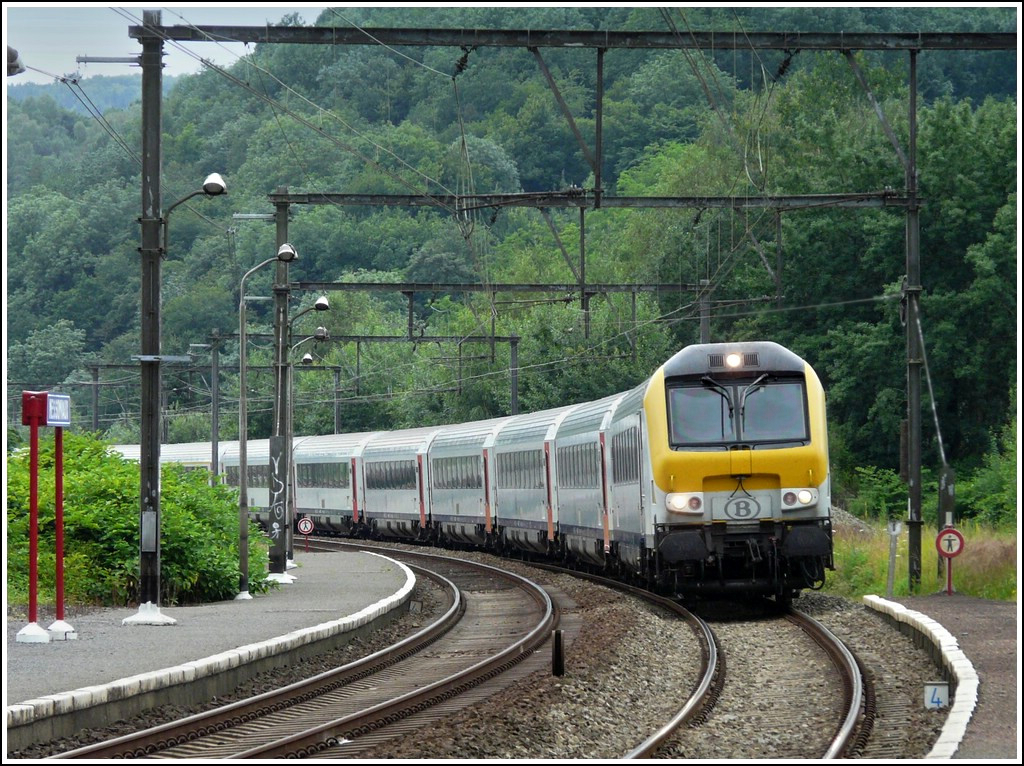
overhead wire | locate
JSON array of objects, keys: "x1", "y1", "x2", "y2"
[
  {"x1": 34, "y1": 69, "x2": 226, "y2": 239},
  {"x1": 34, "y1": 289, "x2": 897, "y2": 421},
  {"x1": 47, "y1": 11, "x2": 872, "y2": 418},
  {"x1": 326, "y1": 7, "x2": 500, "y2": 330},
  {"x1": 299, "y1": 291, "x2": 896, "y2": 407},
  {"x1": 729, "y1": 9, "x2": 791, "y2": 194},
  {"x1": 120, "y1": 7, "x2": 465, "y2": 211},
  {"x1": 653, "y1": 8, "x2": 796, "y2": 310}
]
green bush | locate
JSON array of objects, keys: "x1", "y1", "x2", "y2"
[
  {"x1": 6, "y1": 432, "x2": 274, "y2": 606},
  {"x1": 956, "y1": 402, "x2": 1017, "y2": 527}
]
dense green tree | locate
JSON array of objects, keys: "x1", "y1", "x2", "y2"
[
  {"x1": 4, "y1": 8, "x2": 1016, "y2": 527},
  {"x1": 6, "y1": 320, "x2": 87, "y2": 389},
  {"x1": 957, "y1": 388, "x2": 1017, "y2": 527},
  {"x1": 917, "y1": 97, "x2": 1017, "y2": 292}
]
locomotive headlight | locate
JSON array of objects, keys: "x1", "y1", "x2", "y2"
[
  {"x1": 667, "y1": 493, "x2": 703, "y2": 514},
  {"x1": 725, "y1": 352, "x2": 743, "y2": 368},
  {"x1": 782, "y1": 488, "x2": 818, "y2": 510}
]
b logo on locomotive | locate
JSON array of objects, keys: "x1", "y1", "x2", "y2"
[{"x1": 724, "y1": 496, "x2": 762, "y2": 520}]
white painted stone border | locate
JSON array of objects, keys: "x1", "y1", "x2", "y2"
[
  {"x1": 862, "y1": 594, "x2": 979, "y2": 759},
  {"x1": 6, "y1": 553, "x2": 415, "y2": 729}
]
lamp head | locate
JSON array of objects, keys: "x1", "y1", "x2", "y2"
[
  {"x1": 301, "y1": 353, "x2": 314, "y2": 364},
  {"x1": 314, "y1": 326, "x2": 329, "y2": 341},
  {"x1": 314, "y1": 295, "x2": 330, "y2": 311},
  {"x1": 8, "y1": 46, "x2": 26, "y2": 77},
  {"x1": 202, "y1": 173, "x2": 227, "y2": 196},
  {"x1": 277, "y1": 243, "x2": 298, "y2": 262}
]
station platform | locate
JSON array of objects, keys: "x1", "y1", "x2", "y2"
[
  {"x1": 4, "y1": 549, "x2": 414, "y2": 750},
  {"x1": 866, "y1": 592, "x2": 1019, "y2": 761}
]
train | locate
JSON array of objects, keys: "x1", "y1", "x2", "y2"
[{"x1": 116, "y1": 341, "x2": 834, "y2": 603}]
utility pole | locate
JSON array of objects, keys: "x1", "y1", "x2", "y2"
[
  {"x1": 334, "y1": 368, "x2": 341, "y2": 434},
  {"x1": 699, "y1": 280, "x2": 711, "y2": 343},
  {"x1": 129, "y1": 10, "x2": 174, "y2": 625},
  {"x1": 268, "y1": 190, "x2": 294, "y2": 580},
  {"x1": 905, "y1": 51, "x2": 923, "y2": 591},
  {"x1": 510, "y1": 336, "x2": 519, "y2": 415},
  {"x1": 91, "y1": 366, "x2": 100, "y2": 432}
]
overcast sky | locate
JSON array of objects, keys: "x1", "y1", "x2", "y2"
[{"x1": 5, "y1": 3, "x2": 332, "y2": 85}]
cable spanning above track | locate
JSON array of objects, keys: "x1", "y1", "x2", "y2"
[{"x1": 132, "y1": 26, "x2": 1014, "y2": 51}]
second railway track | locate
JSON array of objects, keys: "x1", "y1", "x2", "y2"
[{"x1": 55, "y1": 548, "x2": 556, "y2": 759}]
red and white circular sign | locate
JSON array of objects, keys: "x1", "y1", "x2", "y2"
[{"x1": 935, "y1": 528, "x2": 965, "y2": 559}]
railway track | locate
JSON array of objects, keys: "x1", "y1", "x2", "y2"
[
  {"x1": 513, "y1": 563, "x2": 721, "y2": 760},
  {"x1": 367, "y1": 544, "x2": 866, "y2": 760},
  {"x1": 318, "y1": 541, "x2": 721, "y2": 760},
  {"x1": 50, "y1": 539, "x2": 870, "y2": 760},
  {"x1": 651, "y1": 600, "x2": 867, "y2": 759},
  {"x1": 53, "y1": 548, "x2": 556, "y2": 759},
  {"x1": 517, "y1": 565, "x2": 866, "y2": 759}
]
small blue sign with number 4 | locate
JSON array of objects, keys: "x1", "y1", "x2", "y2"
[{"x1": 925, "y1": 681, "x2": 949, "y2": 709}]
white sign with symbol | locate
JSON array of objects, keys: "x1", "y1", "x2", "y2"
[{"x1": 297, "y1": 517, "x2": 315, "y2": 535}]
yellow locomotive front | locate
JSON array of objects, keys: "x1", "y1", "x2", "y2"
[{"x1": 644, "y1": 341, "x2": 833, "y2": 602}]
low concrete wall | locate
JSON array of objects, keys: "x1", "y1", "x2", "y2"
[{"x1": 862, "y1": 594, "x2": 979, "y2": 760}]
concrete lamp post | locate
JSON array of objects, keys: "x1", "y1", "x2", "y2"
[
  {"x1": 277, "y1": 299, "x2": 331, "y2": 576},
  {"x1": 237, "y1": 243, "x2": 298, "y2": 599}
]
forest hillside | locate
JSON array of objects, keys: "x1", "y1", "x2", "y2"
[{"x1": 5, "y1": 6, "x2": 1017, "y2": 524}]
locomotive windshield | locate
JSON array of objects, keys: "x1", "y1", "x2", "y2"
[{"x1": 667, "y1": 377, "x2": 808, "y2": 448}]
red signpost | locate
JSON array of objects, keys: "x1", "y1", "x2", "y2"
[
  {"x1": 18, "y1": 391, "x2": 76, "y2": 643},
  {"x1": 935, "y1": 527, "x2": 965, "y2": 596},
  {"x1": 297, "y1": 516, "x2": 315, "y2": 551}
]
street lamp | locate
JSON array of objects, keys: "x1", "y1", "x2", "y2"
[
  {"x1": 127, "y1": 172, "x2": 226, "y2": 627},
  {"x1": 291, "y1": 325, "x2": 330, "y2": 354},
  {"x1": 162, "y1": 174, "x2": 227, "y2": 258},
  {"x1": 237, "y1": 242, "x2": 298, "y2": 599},
  {"x1": 8, "y1": 46, "x2": 26, "y2": 76}
]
